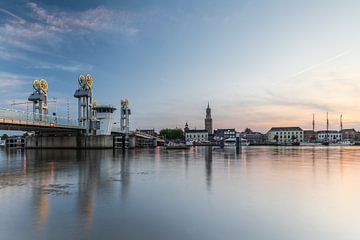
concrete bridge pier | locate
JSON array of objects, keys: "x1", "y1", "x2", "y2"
[
  {"x1": 25, "y1": 135, "x2": 114, "y2": 149},
  {"x1": 128, "y1": 135, "x2": 136, "y2": 149}
]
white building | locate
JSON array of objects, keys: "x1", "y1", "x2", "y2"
[
  {"x1": 267, "y1": 127, "x2": 304, "y2": 145},
  {"x1": 185, "y1": 129, "x2": 209, "y2": 143},
  {"x1": 94, "y1": 105, "x2": 116, "y2": 135},
  {"x1": 317, "y1": 130, "x2": 342, "y2": 143}
]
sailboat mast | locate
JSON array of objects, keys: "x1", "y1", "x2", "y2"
[
  {"x1": 326, "y1": 112, "x2": 329, "y2": 141},
  {"x1": 312, "y1": 113, "x2": 315, "y2": 143},
  {"x1": 340, "y1": 114, "x2": 343, "y2": 131},
  {"x1": 312, "y1": 113, "x2": 315, "y2": 132}
]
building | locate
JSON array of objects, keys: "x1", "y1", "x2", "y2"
[
  {"x1": 241, "y1": 128, "x2": 267, "y2": 145},
  {"x1": 137, "y1": 129, "x2": 158, "y2": 137},
  {"x1": 267, "y1": 127, "x2": 304, "y2": 144},
  {"x1": 317, "y1": 130, "x2": 342, "y2": 143},
  {"x1": 340, "y1": 128, "x2": 358, "y2": 141},
  {"x1": 185, "y1": 129, "x2": 209, "y2": 143},
  {"x1": 94, "y1": 104, "x2": 116, "y2": 135},
  {"x1": 205, "y1": 102, "x2": 213, "y2": 134},
  {"x1": 214, "y1": 128, "x2": 237, "y2": 140},
  {"x1": 303, "y1": 130, "x2": 317, "y2": 142}
]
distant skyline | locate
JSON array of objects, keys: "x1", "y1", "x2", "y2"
[{"x1": 1, "y1": 0, "x2": 360, "y2": 132}]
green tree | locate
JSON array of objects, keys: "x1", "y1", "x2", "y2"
[
  {"x1": 273, "y1": 135, "x2": 279, "y2": 143},
  {"x1": 291, "y1": 135, "x2": 297, "y2": 142},
  {"x1": 159, "y1": 128, "x2": 184, "y2": 141},
  {"x1": 1, "y1": 134, "x2": 8, "y2": 140}
]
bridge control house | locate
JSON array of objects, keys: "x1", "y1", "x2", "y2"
[{"x1": 93, "y1": 104, "x2": 116, "y2": 135}]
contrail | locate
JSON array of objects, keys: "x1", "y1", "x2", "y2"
[
  {"x1": 289, "y1": 50, "x2": 351, "y2": 78},
  {"x1": 0, "y1": 7, "x2": 26, "y2": 24}
]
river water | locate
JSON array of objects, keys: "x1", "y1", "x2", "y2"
[{"x1": 0, "y1": 146, "x2": 360, "y2": 240}]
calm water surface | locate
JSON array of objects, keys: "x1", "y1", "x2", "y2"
[{"x1": 1, "y1": 146, "x2": 360, "y2": 240}]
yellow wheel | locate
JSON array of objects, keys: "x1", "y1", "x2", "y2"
[
  {"x1": 39, "y1": 79, "x2": 48, "y2": 93},
  {"x1": 78, "y1": 74, "x2": 85, "y2": 87},
  {"x1": 33, "y1": 79, "x2": 40, "y2": 91},
  {"x1": 85, "y1": 74, "x2": 93, "y2": 88}
]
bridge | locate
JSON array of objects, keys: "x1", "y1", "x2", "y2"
[
  {"x1": 0, "y1": 107, "x2": 83, "y2": 133},
  {"x1": 0, "y1": 75, "x2": 164, "y2": 148}
]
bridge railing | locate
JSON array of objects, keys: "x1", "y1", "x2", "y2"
[{"x1": 0, "y1": 107, "x2": 78, "y2": 127}]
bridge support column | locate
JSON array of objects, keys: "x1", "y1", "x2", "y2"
[{"x1": 129, "y1": 135, "x2": 136, "y2": 149}]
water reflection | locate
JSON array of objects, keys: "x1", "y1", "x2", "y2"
[
  {"x1": 205, "y1": 147, "x2": 212, "y2": 192},
  {"x1": 1, "y1": 146, "x2": 360, "y2": 240}
]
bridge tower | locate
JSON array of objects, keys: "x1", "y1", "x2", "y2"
[
  {"x1": 28, "y1": 79, "x2": 48, "y2": 121},
  {"x1": 74, "y1": 74, "x2": 94, "y2": 135},
  {"x1": 120, "y1": 98, "x2": 131, "y2": 133}
]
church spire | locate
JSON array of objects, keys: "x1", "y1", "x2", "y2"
[{"x1": 205, "y1": 102, "x2": 213, "y2": 134}]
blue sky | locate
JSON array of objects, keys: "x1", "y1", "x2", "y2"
[{"x1": 1, "y1": 0, "x2": 360, "y2": 132}]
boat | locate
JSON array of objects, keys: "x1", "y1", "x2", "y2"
[
  {"x1": 330, "y1": 140, "x2": 354, "y2": 146},
  {"x1": 321, "y1": 141, "x2": 330, "y2": 146},
  {"x1": 224, "y1": 138, "x2": 250, "y2": 146},
  {"x1": 165, "y1": 143, "x2": 191, "y2": 150},
  {"x1": 300, "y1": 142, "x2": 322, "y2": 146}
]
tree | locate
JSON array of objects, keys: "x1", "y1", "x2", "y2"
[
  {"x1": 273, "y1": 135, "x2": 279, "y2": 143},
  {"x1": 1, "y1": 134, "x2": 8, "y2": 140},
  {"x1": 22, "y1": 132, "x2": 29, "y2": 138},
  {"x1": 243, "y1": 128, "x2": 253, "y2": 134},
  {"x1": 159, "y1": 128, "x2": 184, "y2": 141},
  {"x1": 291, "y1": 135, "x2": 297, "y2": 143}
]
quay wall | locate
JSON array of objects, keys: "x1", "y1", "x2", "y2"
[{"x1": 25, "y1": 135, "x2": 114, "y2": 149}]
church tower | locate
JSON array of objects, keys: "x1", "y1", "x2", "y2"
[
  {"x1": 184, "y1": 122, "x2": 189, "y2": 132},
  {"x1": 205, "y1": 102, "x2": 213, "y2": 134}
]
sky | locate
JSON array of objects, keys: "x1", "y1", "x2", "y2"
[{"x1": 1, "y1": 0, "x2": 360, "y2": 133}]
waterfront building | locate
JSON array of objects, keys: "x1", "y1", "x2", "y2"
[
  {"x1": 340, "y1": 128, "x2": 358, "y2": 141},
  {"x1": 267, "y1": 127, "x2": 304, "y2": 144},
  {"x1": 213, "y1": 128, "x2": 237, "y2": 140},
  {"x1": 304, "y1": 130, "x2": 317, "y2": 142},
  {"x1": 241, "y1": 128, "x2": 267, "y2": 145},
  {"x1": 184, "y1": 122, "x2": 209, "y2": 143},
  {"x1": 317, "y1": 130, "x2": 342, "y2": 143},
  {"x1": 205, "y1": 102, "x2": 213, "y2": 134},
  {"x1": 185, "y1": 129, "x2": 209, "y2": 143}
]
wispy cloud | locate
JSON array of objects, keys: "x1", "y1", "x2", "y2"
[
  {"x1": 0, "y1": 46, "x2": 28, "y2": 61},
  {"x1": 27, "y1": 2, "x2": 138, "y2": 35},
  {"x1": 0, "y1": 3, "x2": 140, "y2": 53},
  {"x1": 0, "y1": 72, "x2": 30, "y2": 88},
  {"x1": 29, "y1": 62, "x2": 93, "y2": 73}
]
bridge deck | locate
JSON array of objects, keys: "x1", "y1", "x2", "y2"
[
  {"x1": 0, "y1": 108, "x2": 83, "y2": 132},
  {"x1": 0, "y1": 117, "x2": 84, "y2": 132}
]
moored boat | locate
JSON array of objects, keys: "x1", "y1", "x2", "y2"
[
  {"x1": 224, "y1": 137, "x2": 250, "y2": 146},
  {"x1": 165, "y1": 143, "x2": 191, "y2": 150}
]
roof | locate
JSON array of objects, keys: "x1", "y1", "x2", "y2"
[
  {"x1": 303, "y1": 130, "x2": 315, "y2": 133},
  {"x1": 268, "y1": 127, "x2": 303, "y2": 132},
  {"x1": 317, "y1": 130, "x2": 340, "y2": 134},
  {"x1": 214, "y1": 128, "x2": 236, "y2": 132},
  {"x1": 93, "y1": 104, "x2": 116, "y2": 110},
  {"x1": 340, "y1": 128, "x2": 357, "y2": 132},
  {"x1": 185, "y1": 129, "x2": 208, "y2": 133}
]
